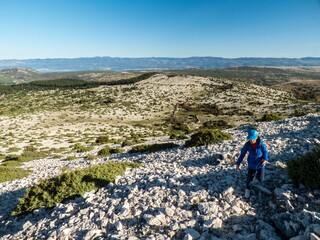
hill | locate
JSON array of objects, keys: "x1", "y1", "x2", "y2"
[{"x1": 0, "y1": 68, "x2": 41, "y2": 84}]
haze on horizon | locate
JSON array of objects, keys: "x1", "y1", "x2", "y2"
[{"x1": 0, "y1": 0, "x2": 320, "y2": 60}]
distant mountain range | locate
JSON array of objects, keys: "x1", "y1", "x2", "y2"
[{"x1": 0, "y1": 57, "x2": 320, "y2": 72}]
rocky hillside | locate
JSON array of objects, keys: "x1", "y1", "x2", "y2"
[
  {"x1": 0, "y1": 114, "x2": 320, "y2": 239},
  {"x1": 0, "y1": 68, "x2": 40, "y2": 84}
]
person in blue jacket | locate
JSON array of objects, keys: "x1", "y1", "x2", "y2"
[{"x1": 236, "y1": 129, "x2": 269, "y2": 198}]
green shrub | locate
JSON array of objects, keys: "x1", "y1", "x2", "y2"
[
  {"x1": 258, "y1": 113, "x2": 282, "y2": 122},
  {"x1": 129, "y1": 143, "x2": 179, "y2": 153},
  {"x1": 95, "y1": 136, "x2": 110, "y2": 144},
  {"x1": 110, "y1": 148, "x2": 125, "y2": 154},
  {"x1": 185, "y1": 129, "x2": 232, "y2": 147},
  {"x1": 5, "y1": 154, "x2": 20, "y2": 161},
  {"x1": 121, "y1": 140, "x2": 135, "y2": 147},
  {"x1": 72, "y1": 143, "x2": 93, "y2": 153},
  {"x1": 287, "y1": 145, "x2": 320, "y2": 189},
  {"x1": 8, "y1": 147, "x2": 21, "y2": 153},
  {"x1": 12, "y1": 161, "x2": 140, "y2": 216},
  {"x1": 66, "y1": 156, "x2": 77, "y2": 161},
  {"x1": 172, "y1": 122, "x2": 191, "y2": 134},
  {"x1": 169, "y1": 131, "x2": 188, "y2": 140},
  {"x1": 24, "y1": 145, "x2": 37, "y2": 152},
  {"x1": 291, "y1": 109, "x2": 307, "y2": 117},
  {"x1": 1, "y1": 161, "x2": 22, "y2": 167},
  {"x1": 19, "y1": 151, "x2": 47, "y2": 162},
  {"x1": 0, "y1": 166, "x2": 31, "y2": 183},
  {"x1": 202, "y1": 120, "x2": 233, "y2": 130},
  {"x1": 85, "y1": 154, "x2": 96, "y2": 161},
  {"x1": 97, "y1": 146, "x2": 111, "y2": 157}
]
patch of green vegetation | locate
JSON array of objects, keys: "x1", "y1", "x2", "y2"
[
  {"x1": 290, "y1": 109, "x2": 308, "y2": 117},
  {"x1": 1, "y1": 160, "x2": 22, "y2": 167},
  {"x1": 202, "y1": 120, "x2": 233, "y2": 130},
  {"x1": 97, "y1": 146, "x2": 111, "y2": 157},
  {"x1": 72, "y1": 143, "x2": 93, "y2": 153},
  {"x1": 85, "y1": 154, "x2": 96, "y2": 161},
  {"x1": 169, "y1": 131, "x2": 188, "y2": 140},
  {"x1": 129, "y1": 143, "x2": 179, "y2": 153},
  {"x1": 95, "y1": 136, "x2": 110, "y2": 144},
  {"x1": 258, "y1": 113, "x2": 283, "y2": 122},
  {"x1": 287, "y1": 145, "x2": 320, "y2": 189},
  {"x1": 8, "y1": 147, "x2": 21, "y2": 153},
  {"x1": 109, "y1": 148, "x2": 125, "y2": 154},
  {"x1": 66, "y1": 156, "x2": 78, "y2": 161},
  {"x1": 5, "y1": 149, "x2": 47, "y2": 162},
  {"x1": 185, "y1": 129, "x2": 232, "y2": 147},
  {"x1": 12, "y1": 161, "x2": 140, "y2": 216},
  {"x1": 0, "y1": 166, "x2": 31, "y2": 183}
]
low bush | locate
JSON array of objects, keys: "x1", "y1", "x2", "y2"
[
  {"x1": 169, "y1": 131, "x2": 188, "y2": 140},
  {"x1": 110, "y1": 148, "x2": 125, "y2": 154},
  {"x1": 97, "y1": 146, "x2": 111, "y2": 157},
  {"x1": 1, "y1": 160, "x2": 22, "y2": 167},
  {"x1": 185, "y1": 129, "x2": 232, "y2": 147},
  {"x1": 129, "y1": 143, "x2": 179, "y2": 153},
  {"x1": 5, "y1": 150, "x2": 47, "y2": 162},
  {"x1": 202, "y1": 120, "x2": 233, "y2": 130},
  {"x1": 85, "y1": 154, "x2": 96, "y2": 161},
  {"x1": 12, "y1": 161, "x2": 140, "y2": 216},
  {"x1": 72, "y1": 143, "x2": 93, "y2": 153},
  {"x1": 258, "y1": 113, "x2": 282, "y2": 122},
  {"x1": 290, "y1": 109, "x2": 307, "y2": 117},
  {"x1": 0, "y1": 166, "x2": 31, "y2": 183},
  {"x1": 66, "y1": 156, "x2": 77, "y2": 161},
  {"x1": 95, "y1": 136, "x2": 110, "y2": 144},
  {"x1": 287, "y1": 145, "x2": 320, "y2": 189}
]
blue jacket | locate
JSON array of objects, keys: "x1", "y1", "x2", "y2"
[{"x1": 236, "y1": 137, "x2": 269, "y2": 170}]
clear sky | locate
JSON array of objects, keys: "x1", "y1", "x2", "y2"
[{"x1": 0, "y1": 0, "x2": 320, "y2": 59}]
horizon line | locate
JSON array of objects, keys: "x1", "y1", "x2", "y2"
[{"x1": 1, "y1": 56, "x2": 320, "y2": 61}]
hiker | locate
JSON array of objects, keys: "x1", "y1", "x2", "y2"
[{"x1": 235, "y1": 129, "x2": 269, "y2": 198}]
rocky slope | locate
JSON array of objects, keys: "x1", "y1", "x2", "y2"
[{"x1": 0, "y1": 114, "x2": 320, "y2": 239}]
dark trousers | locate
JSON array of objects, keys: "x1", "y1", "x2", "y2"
[{"x1": 246, "y1": 167, "x2": 265, "y2": 189}]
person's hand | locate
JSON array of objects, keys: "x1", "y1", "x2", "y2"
[
  {"x1": 261, "y1": 160, "x2": 267, "y2": 166},
  {"x1": 236, "y1": 165, "x2": 240, "y2": 171}
]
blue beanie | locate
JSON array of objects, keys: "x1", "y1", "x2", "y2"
[{"x1": 247, "y1": 129, "x2": 258, "y2": 140}]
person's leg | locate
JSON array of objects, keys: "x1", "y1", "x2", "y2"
[
  {"x1": 246, "y1": 168, "x2": 256, "y2": 189},
  {"x1": 256, "y1": 167, "x2": 265, "y2": 183}
]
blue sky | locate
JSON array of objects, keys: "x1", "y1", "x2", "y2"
[{"x1": 0, "y1": 0, "x2": 319, "y2": 59}]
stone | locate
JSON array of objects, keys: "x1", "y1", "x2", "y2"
[
  {"x1": 115, "y1": 221, "x2": 123, "y2": 231},
  {"x1": 84, "y1": 229, "x2": 103, "y2": 240},
  {"x1": 144, "y1": 213, "x2": 166, "y2": 226},
  {"x1": 198, "y1": 202, "x2": 218, "y2": 215},
  {"x1": 165, "y1": 207, "x2": 175, "y2": 217},
  {"x1": 256, "y1": 220, "x2": 281, "y2": 240},
  {"x1": 232, "y1": 224, "x2": 242, "y2": 232},
  {"x1": 285, "y1": 199, "x2": 295, "y2": 211},
  {"x1": 65, "y1": 205, "x2": 74, "y2": 213},
  {"x1": 310, "y1": 233, "x2": 320, "y2": 240},
  {"x1": 22, "y1": 220, "x2": 32, "y2": 229},
  {"x1": 289, "y1": 236, "x2": 307, "y2": 240},
  {"x1": 184, "y1": 228, "x2": 200, "y2": 239},
  {"x1": 314, "y1": 225, "x2": 320, "y2": 235},
  {"x1": 203, "y1": 217, "x2": 222, "y2": 229},
  {"x1": 59, "y1": 227, "x2": 73, "y2": 237},
  {"x1": 184, "y1": 234, "x2": 193, "y2": 240},
  {"x1": 222, "y1": 187, "x2": 234, "y2": 196},
  {"x1": 253, "y1": 185, "x2": 272, "y2": 195}
]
